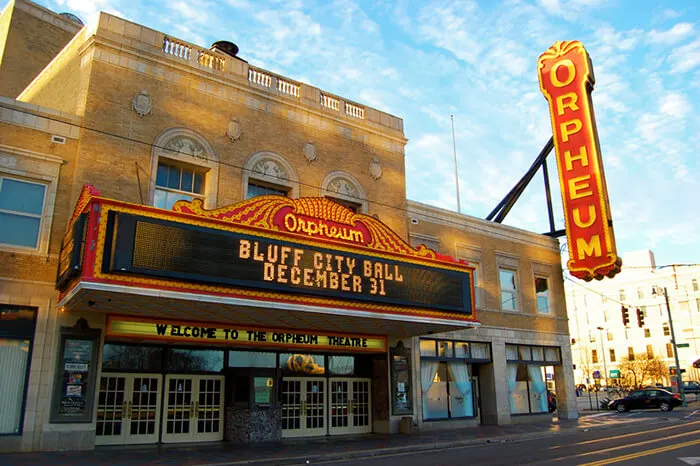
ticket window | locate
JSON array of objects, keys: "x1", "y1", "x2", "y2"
[{"x1": 226, "y1": 351, "x2": 278, "y2": 407}]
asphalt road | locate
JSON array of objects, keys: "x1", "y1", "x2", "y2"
[{"x1": 311, "y1": 409, "x2": 700, "y2": 466}]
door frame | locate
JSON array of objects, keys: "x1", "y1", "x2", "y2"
[
  {"x1": 281, "y1": 377, "x2": 327, "y2": 438},
  {"x1": 95, "y1": 372, "x2": 163, "y2": 446},
  {"x1": 161, "y1": 374, "x2": 224, "y2": 444},
  {"x1": 328, "y1": 377, "x2": 372, "y2": 436}
]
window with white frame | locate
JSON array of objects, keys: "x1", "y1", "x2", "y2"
[
  {"x1": 154, "y1": 160, "x2": 205, "y2": 210},
  {"x1": 499, "y1": 269, "x2": 518, "y2": 311},
  {"x1": 535, "y1": 277, "x2": 550, "y2": 314},
  {"x1": 0, "y1": 176, "x2": 47, "y2": 249}
]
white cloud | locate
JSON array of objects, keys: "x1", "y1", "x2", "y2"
[
  {"x1": 648, "y1": 22, "x2": 694, "y2": 45},
  {"x1": 660, "y1": 92, "x2": 691, "y2": 117},
  {"x1": 668, "y1": 39, "x2": 700, "y2": 73}
]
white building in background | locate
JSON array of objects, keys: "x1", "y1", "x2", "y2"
[{"x1": 566, "y1": 250, "x2": 700, "y2": 387}]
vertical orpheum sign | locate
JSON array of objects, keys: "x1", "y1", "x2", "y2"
[{"x1": 538, "y1": 41, "x2": 621, "y2": 281}]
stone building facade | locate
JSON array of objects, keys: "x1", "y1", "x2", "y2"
[{"x1": 0, "y1": 0, "x2": 575, "y2": 453}]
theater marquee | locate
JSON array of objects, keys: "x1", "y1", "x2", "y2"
[{"x1": 538, "y1": 40, "x2": 621, "y2": 281}]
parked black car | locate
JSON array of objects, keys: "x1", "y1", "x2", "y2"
[{"x1": 609, "y1": 388, "x2": 682, "y2": 412}]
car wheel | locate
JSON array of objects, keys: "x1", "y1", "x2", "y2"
[
  {"x1": 616, "y1": 403, "x2": 627, "y2": 413},
  {"x1": 659, "y1": 402, "x2": 672, "y2": 412}
]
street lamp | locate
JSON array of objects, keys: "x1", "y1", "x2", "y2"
[
  {"x1": 652, "y1": 286, "x2": 687, "y2": 407},
  {"x1": 597, "y1": 326, "x2": 608, "y2": 389}
]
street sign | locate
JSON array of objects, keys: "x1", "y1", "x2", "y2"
[
  {"x1": 609, "y1": 369, "x2": 620, "y2": 379},
  {"x1": 677, "y1": 343, "x2": 690, "y2": 348},
  {"x1": 592, "y1": 370, "x2": 601, "y2": 379}
]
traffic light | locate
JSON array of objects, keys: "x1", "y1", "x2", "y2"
[
  {"x1": 636, "y1": 308, "x2": 645, "y2": 327},
  {"x1": 621, "y1": 306, "x2": 630, "y2": 326}
]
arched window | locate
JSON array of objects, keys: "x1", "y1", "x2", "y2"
[
  {"x1": 242, "y1": 151, "x2": 299, "y2": 199},
  {"x1": 149, "y1": 128, "x2": 218, "y2": 209},
  {"x1": 321, "y1": 171, "x2": 367, "y2": 213}
]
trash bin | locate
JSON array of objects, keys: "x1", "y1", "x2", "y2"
[{"x1": 399, "y1": 416, "x2": 413, "y2": 434}]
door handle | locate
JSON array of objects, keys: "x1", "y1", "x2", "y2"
[
  {"x1": 195, "y1": 401, "x2": 200, "y2": 418},
  {"x1": 301, "y1": 400, "x2": 307, "y2": 414},
  {"x1": 349, "y1": 399, "x2": 354, "y2": 414},
  {"x1": 190, "y1": 401, "x2": 195, "y2": 418},
  {"x1": 122, "y1": 401, "x2": 128, "y2": 420},
  {"x1": 127, "y1": 401, "x2": 133, "y2": 419}
]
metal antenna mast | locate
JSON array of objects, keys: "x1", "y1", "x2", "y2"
[{"x1": 451, "y1": 114, "x2": 461, "y2": 214}]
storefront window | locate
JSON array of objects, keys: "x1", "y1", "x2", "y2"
[
  {"x1": 280, "y1": 353, "x2": 325, "y2": 375},
  {"x1": 506, "y1": 344, "x2": 559, "y2": 415},
  {"x1": 166, "y1": 349, "x2": 223, "y2": 372},
  {"x1": 419, "y1": 340, "x2": 436, "y2": 356},
  {"x1": 0, "y1": 306, "x2": 36, "y2": 434},
  {"x1": 253, "y1": 377, "x2": 274, "y2": 405},
  {"x1": 421, "y1": 361, "x2": 474, "y2": 420}
]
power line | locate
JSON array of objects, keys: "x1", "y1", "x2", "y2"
[{"x1": 1, "y1": 102, "x2": 564, "y2": 247}]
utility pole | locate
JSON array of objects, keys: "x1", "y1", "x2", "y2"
[
  {"x1": 654, "y1": 286, "x2": 686, "y2": 406},
  {"x1": 450, "y1": 114, "x2": 461, "y2": 214},
  {"x1": 597, "y1": 326, "x2": 608, "y2": 389}
]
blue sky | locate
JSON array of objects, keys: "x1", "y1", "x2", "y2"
[{"x1": 20, "y1": 0, "x2": 700, "y2": 268}]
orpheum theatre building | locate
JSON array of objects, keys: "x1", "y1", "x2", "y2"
[{"x1": 0, "y1": 0, "x2": 576, "y2": 452}]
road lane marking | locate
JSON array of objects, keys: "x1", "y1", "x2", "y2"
[
  {"x1": 577, "y1": 438, "x2": 700, "y2": 466},
  {"x1": 549, "y1": 419, "x2": 700, "y2": 450},
  {"x1": 684, "y1": 410, "x2": 700, "y2": 419}
]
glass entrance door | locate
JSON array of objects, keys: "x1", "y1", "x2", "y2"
[
  {"x1": 281, "y1": 377, "x2": 326, "y2": 438},
  {"x1": 161, "y1": 375, "x2": 224, "y2": 443},
  {"x1": 329, "y1": 378, "x2": 372, "y2": 435},
  {"x1": 96, "y1": 373, "x2": 162, "y2": 445}
]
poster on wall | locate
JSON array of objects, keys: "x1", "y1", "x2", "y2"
[
  {"x1": 51, "y1": 324, "x2": 101, "y2": 423},
  {"x1": 390, "y1": 344, "x2": 413, "y2": 415}
]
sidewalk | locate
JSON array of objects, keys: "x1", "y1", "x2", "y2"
[{"x1": 2, "y1": 406, "x2": 696, "y2": 466}]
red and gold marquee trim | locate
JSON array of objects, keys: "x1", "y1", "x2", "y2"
[{"x1": 538, "y1": 41, "x2": 621, "y2": 281}]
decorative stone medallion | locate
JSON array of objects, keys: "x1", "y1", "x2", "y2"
[
  {"x1": 303, "y1": 142, "x2": 317, "y2": 163},
  {"x1": 131, "y1": 90, "x2": 152, "y2": 116},
  {"x1": 369, "y1": 157, "x2": 382, "y2": 180},
  {"x1": 227, "y1": 117, "x2": 242, "y2": 142}
]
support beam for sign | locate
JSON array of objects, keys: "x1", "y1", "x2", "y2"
[{"x1": 485, "y1": 137, "x2": 564, "y2": 237}]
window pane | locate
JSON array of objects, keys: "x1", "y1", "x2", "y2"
[
  {"x1": 508, "y1": 363, "x2": 529, "y2": 414},
  {"x1": 156, "y1": 163, "x2": 169, "y2": 187},
  {"x1": 454, "y1": 342, "x2": 469, "y2": 358},
  {"x1": 471, "y1": 343, "x2": 490, "y2": 360},
  {"x1": 519, "y1": 346, "x2": 532, "y2": 361},
  {"x1": 536, "y1": 277, "x2": 550, "y2": 313},
  {"x1": 502, "y1": 290, "x2": 517, "y2": 310},
  {"x1": 420, "y1": 340, "x2": 436, "y2": 357},
  {"x1": 437, "y1": 341, "x2": 453, "y2": 357},
  {"x1": 194, "y1": 174, "x2": 204, "y2": 194},
  {"x1": 166, "y1": 349, "x2": 223, "y2": 372},
  {"x1": 164, "y1": 192, "x2": 193, "y2": 210},
  {"x1": 423, "y1": 362, "x2": 448, "y2": 419},
  {"x1": 328, "y1": 356, "x2": 355, "y2": 375},
  {"x1": 0, "y1": 178, "x2": 45, "y2": 215},
  {"x1": 499, "y1": 270, "x2": 515, "y2": 290},
  {"x1": 531, "y1": 346, "x2": 544, "y2": 361},
  {"x1": 102, "y1": 344, "x2": 163, "y2": 372},
  {"x1": 167, "y1": 165, "x2": 180, "y2": 189},
  {"x1": 253, "y1": 377, "x2": 274, "y2": 404},
  {"x1": 505, "y1": 344, "x2": 518, "y2": 360},
  {"x1": 0, "y1": 213, "x2": 40, "y2": 248},
  {"x1": 154, "y1": 189, "x2": 167, "y2": 209},
  {"x1": 228, "y1": 351, "x2": 276, "y2": 368},
  {"x1": 247, "y1": 182, "x2": 286, "y2": 199},
  {"x1": 181, "y1": 169, "x2": 193, "y2": 193},
  {"x1": 0, "y1": 338, "x2": 31, "y2": 433},
  {"x1": 280, "y1": 353, "x2": 325, "y2": 375},
  {"x1": 544, "y1": 347, "x2": 560, "y2": 362}
]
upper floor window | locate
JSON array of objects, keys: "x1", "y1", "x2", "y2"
[
  {"x1": 591, "y1": 349, "x2": 598, "y2": 364},
  {"x1": 321, "y1": 171, "x2": 367, "y2": 213},
  {"x1": 663, "y1": 325, "x2": 670, "y2": 336},
  {"x1": 628, "y1": 347, "x2": 635, "y2": 360},
  {"x1": 646, "y1": 345, "x2": 654, "y2": 358},
  {"x1": 246, "y1": 182, "x2": 287, "y2": 199},
  {"x1": 693, "y1": 279, "x2": 699, "y2": 292},
  {"x1": 150, "y1": 129, "x2": 218, "y2": 209},
  {"x1": 154, "y1": 161, "x2": 205, "y2": 210},
  {"x1": 472, "y1": 263, "x2": 482, "y2": 309},
  {"x1": 609, "y1": 349, "x2": 616, "y2": 362},
  {"x1": 243, "y1": 152, "x2": 298, "y2": 200},
  {"x1": 644, "y1": 328, "x2": 651, "y2": 338},
  {"x1": 499, "y1": 269, "x2": 518, "y2": 311},
  {"x1": 535, "y1": 277, "x2": 550, "y2": 314},
  {"x1": 637, "y1": 287, "x2": 644, "y2": 299},
  {"x1": 619, "y1": 289, "x2": 626, "y2": 301},
  {"x1": 0, "y1": 176, "x2": 46, "y2": 249}
]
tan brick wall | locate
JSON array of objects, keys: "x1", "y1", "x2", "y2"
[
  {"x1": 0, "y1": 1, "x2": 80, "y2": 99},
  {"x1": 408, "y1": 204, "x2": 569, "y2": 335}
]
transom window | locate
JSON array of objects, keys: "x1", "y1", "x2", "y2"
[
  {"x1": 535, "y1": 277, "x2": 550, "y2": 314},
  {"x1": 499, "y1": 269, "x2": 518, "y2": 311},
  {"x1": 246, "y1": 182, "x2": 287, "y2": 199},
  {"x1": 154, "y1": 161, "x2": 204, "y2": 210},
  {"x1": 0, "y1": 176, "x2": 46, "y2": 249},
  {"x1": 327, "y1": 196, "x2": 361, "y2": 213}
]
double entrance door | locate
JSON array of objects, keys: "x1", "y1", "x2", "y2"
[
  {"x1": 95, "y1": 373, "x2": 224, "y2": 445},
  {"x1": 281, "y1": 377, "x2": 371, "y2": 438}
]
